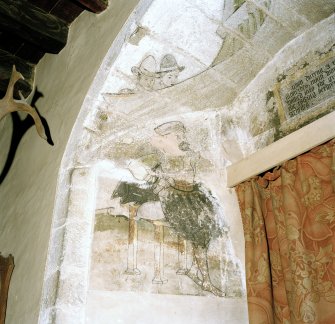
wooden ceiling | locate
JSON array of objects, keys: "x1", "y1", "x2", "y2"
[{"x1": 0, "y1": 0, "x2": 108, "y2": 99}]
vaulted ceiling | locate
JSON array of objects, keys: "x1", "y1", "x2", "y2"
[{"x1": 0, "y1": 0, "x2": 108, "y2": 99}]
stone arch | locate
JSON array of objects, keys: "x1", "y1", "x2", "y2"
[
  {"x1": 39, "y1": 160, "x2": 126, "y2": 323},
  {"x1": 39, "y1": 1, "x2": 334, "y2": 323},
  {"x1": 37, "y1": 1, "x2": 156, "y2": 322}
]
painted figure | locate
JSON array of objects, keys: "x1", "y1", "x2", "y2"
[
  {"x1": 111, "y1": 158, "x2": 161, "y2": 276},
  {"x1": 157, "y1": 54, "x2": 184, "y2": 88},
  {"x1": 148, "y1": 121, "x2": 226, "y2": 296},
  {"x1": 111, "y1": 180, "x2": 159, "y2": 275},
  {"x1": 122, "y1": 54, "x2": 184, "y2": 93},
  {"x1": 131, "y1": 55, "x2": 158, "y2": 91},
  {"x1": 110, "y1": 121, "x2": 227, "y2": 295}
]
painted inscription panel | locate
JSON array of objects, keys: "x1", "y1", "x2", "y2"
[{"x1": 280, "y1": 56, "x2": 335, "y2": 119}]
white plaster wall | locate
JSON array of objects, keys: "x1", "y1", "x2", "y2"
[
  {"x1": 86, "y1": 291, "x2": 248, "y2": 324},
  {"x1": 0, "y1": 1, "x2": 140, "y2": 323}
]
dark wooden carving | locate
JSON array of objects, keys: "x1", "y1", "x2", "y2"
[
  {"x1": 0, "y1": 0, "x2": 68, "y2": 54},
  {"x1": 76, "y1": 0, "x2": 108, "y2": 13},
  {"x1": 27, "y1": 0, "x2": 86, "y2": 24},
  {"x1": 0, "y1": 49, "x2": 34, "y2": 99},
  {"x1": 0, "y1": 31, "x2": 45, "y2": 65},
  {"x1": 0, "y1": 0, "x2": 109, "y2": 100},
  {"x1": 0, "y1": 254, "x2": 14, "y2": 324}
]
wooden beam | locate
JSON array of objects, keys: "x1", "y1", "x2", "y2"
[
  {"x1": 0, "y1": 49, "x2": 34, "y2": 98},
  {"x1": 0, "y1": 0, "x2": 68, "y2": 54},
  {"x1": 0, "y1": 31, "x2": 45, "y2": 64},
  {"x1": 75, "y1": 0, "x2": 108, "y2": 13}
]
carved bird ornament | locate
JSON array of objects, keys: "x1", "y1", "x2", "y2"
[{"x1": 0, "y1": 65, "x2": 47, "y2": 141}]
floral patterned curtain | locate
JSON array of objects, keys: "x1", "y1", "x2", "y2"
[{"x1": 236, "y1": 139, "x2": 335, "y2": 324}]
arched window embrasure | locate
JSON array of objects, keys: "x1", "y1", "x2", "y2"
[{"x1": 38, "y1": 0, "x2": 335, "y2": 322}]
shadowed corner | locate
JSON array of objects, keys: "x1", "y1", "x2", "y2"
[{"x1": 0, "y1": 87, "x2": 54, "y2": 185}]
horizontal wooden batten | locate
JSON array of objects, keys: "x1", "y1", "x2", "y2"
[
  {"x1": 227, "y1": 111, "x2": 335, "y2": 187},
  {"x1": 0, "y1": 0, "x2": 68, "y2": 54}
]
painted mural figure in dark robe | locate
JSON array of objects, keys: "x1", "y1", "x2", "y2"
[
  {"x1": 111, "y1": 156, "x2": 160, "y2": 276},
  {"x1": 147, "y1": 121, "x2": 226, "y2": 296},
  {"x1": 112, "y1": 121, "x2": 227, "y2": 296}
]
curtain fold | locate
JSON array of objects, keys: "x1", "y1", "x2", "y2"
[{"x1": 236, "y1": 139, "x2": 335, "y2": 324}]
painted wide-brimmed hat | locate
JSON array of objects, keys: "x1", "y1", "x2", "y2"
[
  {"x1": 159, "y1": 54, "x2": 185, "y2": 73},
  {"x1": 131, "y1": 55, "x2": 159, "y2": 77}
]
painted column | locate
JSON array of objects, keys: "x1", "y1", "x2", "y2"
[
  {"x1": 152, "y1": 222, "x2": 168, "y2": 284},
  {"x1": 176, "y1": 235, "x2": 188, "y2": 275},
  {"x1": 125, "y1": 204, "x2": 141, "y2": 275}
]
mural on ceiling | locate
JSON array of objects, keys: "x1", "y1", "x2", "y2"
[
  {"x1": 90, "y1": 120, "x2": 242, "y2": 298},
  {"x1": 110, "y1": 54, "x2": 185, "y2": 95},
  {"x1": 213, "y1": 0, "x2": 271, "y2": 66},
  {"x1": 97, "y1": 0, "x2": 274, "y2": 114}
]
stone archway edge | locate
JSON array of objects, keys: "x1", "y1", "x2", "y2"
[{"x1": 37, "y1": 1, "x2": 154, "y2": 323}]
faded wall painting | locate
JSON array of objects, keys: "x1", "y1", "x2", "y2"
[
  {"x1": 83, "y1": 4, "x2": 334, "y2": 322},
  {"x1": 90, "y1": 120, "x2": 242, "y2": 298},
  {"x1": 109, "y1": 54, "x2": 185, "y2": 95}
]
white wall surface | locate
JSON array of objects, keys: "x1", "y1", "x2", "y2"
[{"x1": 0, "y1": 1, "x2": 140, "y2": 323}]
